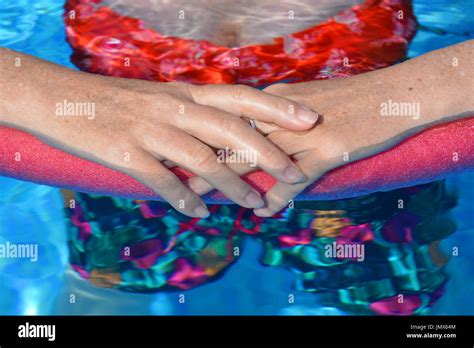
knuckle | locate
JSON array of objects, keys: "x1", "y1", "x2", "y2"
[
  {"x1": 231, "y1": 84, "x2": 251, "y2": 101},
  {"x1": 186, "y1": 83, "x2": 204, "y2": 103},
  {"x1": 218, "y1": 117, "x2": 238, "y2": 134},
  {"x1": 151, "y1": 171, "x2": 178, "y2": 191},
  {"x1": 273, "y1": 95, "x2": 288, "y2": 114},
  {"x1": 164, "y1": 93, "x2": 186, "y2": 107},
  {"x1": 260, "y1": 147, "x2": 283, "y2": 164},
  {"x1": 189, "y1": 146, "x2": 216, "y2": 170}
]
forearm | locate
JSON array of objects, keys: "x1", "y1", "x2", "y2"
[
  {"x1": 0, "y1": 47, "x2": 97, "y2": 135},
  {"x1": 379, "y1": 40, "x2": 474, "y2": 129}
]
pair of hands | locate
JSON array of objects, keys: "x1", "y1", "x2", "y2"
[
  {"x1": 2, "y1": 42, "x2": 470, "y2": 218},
  {"x1": 6, "y1": 49, "x2": 425, "y2": 218},
  {"x1": 30, "y1": 70, "x2": 416, "y2": 218}
]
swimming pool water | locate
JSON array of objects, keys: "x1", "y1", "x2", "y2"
[{"x1": 0, "y1": 0, "x2": 473, "y2": 315}]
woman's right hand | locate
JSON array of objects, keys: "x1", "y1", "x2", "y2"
[{"x1": 0, "y1": 49, "x2": 319, "y2": 217}]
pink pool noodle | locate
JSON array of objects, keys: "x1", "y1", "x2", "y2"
[{"x1": 1, "y1": 117, "x2": 473, "y2": 203}]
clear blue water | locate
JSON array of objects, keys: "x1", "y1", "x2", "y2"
[{"x1": 0, "y1": 0, "x2": 473, "y2": 315}]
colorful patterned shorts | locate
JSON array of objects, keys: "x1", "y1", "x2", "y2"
[{"x1": 64, "y1": 181, "x2": 456, "y2": 315}]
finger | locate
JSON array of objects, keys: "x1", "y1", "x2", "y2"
[
  {"x1": 130, "y1": 153, "x2": 210, "y2": 218},
  {"x1": 187, "y1": 161, "x2": 253, "y2": 195},
  {"x1": 254, "y1": 155, "x2": 326, "y2": 217},
  {"x1": 143, "y1": 127, "x2": 266, "y2": 209},
  {"x1": 163, "y1": 159, "x2": 177, "y2": 168},
  {"x1": 186, "y1": 130, "x2": 310, "y2": 195},
  {"x1": 253, "y1": 120, "x2": 284, "y2": 134},
  {"x1": 187, "y1": 149, "x2": 319, "y2": 199},
  {"x1": 188, "y1": 84, "x2": 319, "y2": 130},
  {"x1": 187, "y1": 130, "x2": 311, "y2": 196},
  {"x1": 175, "y1": 104, "x2": 308, "y2": 184}
]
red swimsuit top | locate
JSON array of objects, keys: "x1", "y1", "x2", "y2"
[{"x1": 64, "y1": 0, "x2": 416, "y2": 86}]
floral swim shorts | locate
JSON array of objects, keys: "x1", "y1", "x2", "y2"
[{"x1": 64, "y1": 180, "x2": 456, "y2": 315}]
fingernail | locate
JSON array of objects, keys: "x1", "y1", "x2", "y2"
[
  {"x1": 283, "y1": 166, "x2": 307, "y2": 183},
  {"x1": 297, "y1": 106, "x2": 319, "y2": 124},
  {"x1": 245, "y1": 191, "x2": 264, "y2": 208},
  {"x1": 254, "y1": 208, "x2": 273, "y2": 217},
  {"x1": 194, "y1": 205, "x2": 210, "y2": 218}
]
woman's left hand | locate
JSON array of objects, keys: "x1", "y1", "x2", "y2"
[{"x1": 189, "y1": 70, "x2": 437, "y2": 216}]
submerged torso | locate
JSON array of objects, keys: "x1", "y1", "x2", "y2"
[{"x1": 103, "y1": 0, "x2": 363, "y2": 47}]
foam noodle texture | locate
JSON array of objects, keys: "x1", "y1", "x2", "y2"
[{"x1": 1, "y1": 117, "x2": 473, "y2": 203}]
